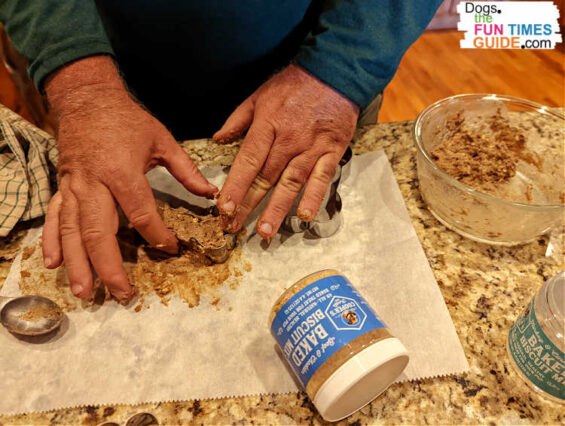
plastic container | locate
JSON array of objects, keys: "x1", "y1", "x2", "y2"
[
  {"x1": 413, "y1": 94, "x2": 564, "y2": 245},
  {"x1": 507, "y1": 271, "x2": 565, "y2": 403},
  {"x1": 269, "y1": 270, "x2": 409, "y2": 421}
]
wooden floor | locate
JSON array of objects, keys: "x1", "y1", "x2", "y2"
[
  {"x1": 380, "y1": 30, "x2": 564, "y2": 122},
  {"x1": 0, "y1": 30, "x2": 563, "y2": 126},
  {"x1": 0, "y1": 56, "x2": 32, "y2": 122}
]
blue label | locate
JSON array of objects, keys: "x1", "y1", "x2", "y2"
[{"x1": 271, "y1": 274, "x2": 386, "y2": 387}]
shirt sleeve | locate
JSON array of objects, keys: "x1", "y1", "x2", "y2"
[
  {"x1": 294, "y1": 0, "x2": 443, "y2": 108},
  {"x1": 0, "y1": 0, "x2": 114, "y2": 91}
]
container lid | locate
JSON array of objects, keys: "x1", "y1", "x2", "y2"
[
  {"x1": 313, "y1": 337, "x2": 409, "y2": 422},
  {"x1": 547, "y1": 272, "x2": 564, "y2": 321}
]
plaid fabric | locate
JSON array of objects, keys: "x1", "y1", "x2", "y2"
[{"x1": 0, "y1": 103, "x2": 58, "y2": 237}]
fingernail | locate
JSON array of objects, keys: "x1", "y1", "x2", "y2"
[
  {"x1": 44, "y1": 257, "x2": 52, "y2": 268},
  {"x1": 298, "y1": 209, "x2": 313, "y2": 221},
  {"x1": 226, "y1": 220, "x2": 240, "y2": 233},
  {"x1": 163, "y1": 246, "x2": 179, "y2": 255},
  {"x1": 222, "y1": 200, "x2": 235, "y2": 214},
  {"x1": 206, "y1": 186, "x2": 219, "y2": 200},
  {"x1": 71, "y1": 283, "x2": 84, "y2": 296},
  {"x1": 259, "y1": 222, "x2": 273, "y2": 236},
  {"x1": 115, "y1": 286, "x2": 137, "y2": 305},
  {"x1": 155, "y1": 236, "x2": 179, "y2": 254}
]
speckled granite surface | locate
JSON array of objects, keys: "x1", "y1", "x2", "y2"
[{"x1": 0, "y1": 117, "x2": 563, "y2": 425}]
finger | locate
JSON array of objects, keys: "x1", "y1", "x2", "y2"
[
  {"x1": 42, "y1": 191, "x2": 63, "y2": 268},
  {"x1": 59, "y1": 178, "x2": 93, "y2": 298},
  {"x1": 76, "y1": 182, "x2": 134, "y2": 301},
  {"x1": 257, "y1": 154, "x2": 316, "y2": 238},
  {"x1": 108, "y1": 174, "x2": 179, "y2": 254},
  {"x1": 218, "y1": 121, "x2": 275, "y2": 217},
  {"x1": 158, "y1": 133, "x2": 218, "y2": 199},
  {"x1": 226, "y1": 141, "x2": 293, "y2": 232},
  {"x1": 297, "y1": 153, "x2": 340, "y2": 221},
  {"x1": 213, "y1": 96, "x2": 255, "y2": 143}
]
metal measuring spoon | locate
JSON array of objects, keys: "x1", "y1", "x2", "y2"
[
  {"x1": 97, "y1": 412, "x2": 159, "y2": 426},
  {"x1": 0, "y1": 295, "x2": 63, "y2": 336},
  {"x1": 125, "y1": 412, "x2": 159, "y2": 426}
]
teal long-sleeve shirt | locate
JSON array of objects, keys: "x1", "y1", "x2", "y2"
[{"x1": 0, "y1": 0, "x2": 442, "y2": 138}]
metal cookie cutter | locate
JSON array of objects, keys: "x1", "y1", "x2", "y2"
[
  {"x1": 178, "y1": 206, "x2": 237, "y2": 264},
  {"x1": 282, "y1": 147, "x2": 352, "y2": 238},
  {"x1": 155, "y1": 201, "x2": 237, "y2": 264},
  {"x1": 187, "y1": 231, "x2": 237, "y2": 264}
]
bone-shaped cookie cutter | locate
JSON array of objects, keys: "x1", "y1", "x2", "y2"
[{"x1": 282, "y1": 146, "x2": 352, "y2": 238}]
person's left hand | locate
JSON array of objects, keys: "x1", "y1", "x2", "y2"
[{"x1": 213, "y1": 64, "x2": 359, "y2": 238}]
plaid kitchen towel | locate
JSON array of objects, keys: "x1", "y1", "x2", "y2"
[{"x1": 0, "y1": 103, "x2": 58, "y2": 237}]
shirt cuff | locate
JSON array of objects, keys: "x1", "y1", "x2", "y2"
[
  {"x1": 294, "y1": 49, "x2": 385, "y2": 110},
  {"x1": 28, "y1": 37, "x2": 115, "y2": 92}
]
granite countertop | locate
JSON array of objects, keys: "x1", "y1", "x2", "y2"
[{"x1": 0, "y1": 116, "x2": 563, "y2": 425}]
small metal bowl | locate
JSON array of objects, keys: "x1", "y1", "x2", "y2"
[{"x1": 414, "y1": 94, "x2": 564, "y2": 245}]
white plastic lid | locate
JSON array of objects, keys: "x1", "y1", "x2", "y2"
[{"x1": 313, "y1": 337, "x2": 409, "y2": 422}]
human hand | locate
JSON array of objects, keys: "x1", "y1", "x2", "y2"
[
  {"x1": 42, "y1": 56, "x2": 217, "y2": 301},
  {"x1": 213, "y1": 64, "x2": 359, "y2": 238}
]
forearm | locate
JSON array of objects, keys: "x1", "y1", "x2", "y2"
[{"x1": 45, "y1": 55, "x2": 126, "y2": 118}]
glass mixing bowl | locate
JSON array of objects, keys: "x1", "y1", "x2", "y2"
[{"x1": 414, "y1": 94, "x2": 564, "y2": 245}]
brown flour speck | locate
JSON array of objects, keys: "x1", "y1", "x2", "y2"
[
  {"x1": 525, "y1": 183, "x2": 534, "y2": 203},
  {"x1": 18, "y1": 304, "x2": 62, "y2": 322},
  {"x1": 19, "y1": 244, "x2": 81, "y2": 312},
  {"x1": 21, "y1": 245, "x2": 35, "y2": 260}
]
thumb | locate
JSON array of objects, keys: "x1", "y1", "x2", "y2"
[
  {"x1": 158, "y1": 133, "x2": 218, "y2": 199},
  {"x1": 213, "y1": 95, "x2": 255, "y2": 144}
]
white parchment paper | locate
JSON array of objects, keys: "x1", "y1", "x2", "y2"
[{"x1": 0, "y1": 150, "x2": 468, "y2": 415}]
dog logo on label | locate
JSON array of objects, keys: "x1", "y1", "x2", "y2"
[
  {"x1": 325, "y1": 296, "x2": 366, "y2": 331},
  {"x1": 343, "y1": 310, "x2": 358, "y2": 325}
]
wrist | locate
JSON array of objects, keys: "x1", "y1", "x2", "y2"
[
  {"x1": 289, "y1": 63, "x2": 360, "y2": 116},
  {"x1": 45, "y1": 55, "x2": 127, "y2": 116}
]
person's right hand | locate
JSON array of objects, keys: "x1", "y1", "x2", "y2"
[{"x1": 42, "y1": 56, "x2": 217, "y2": 302}]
